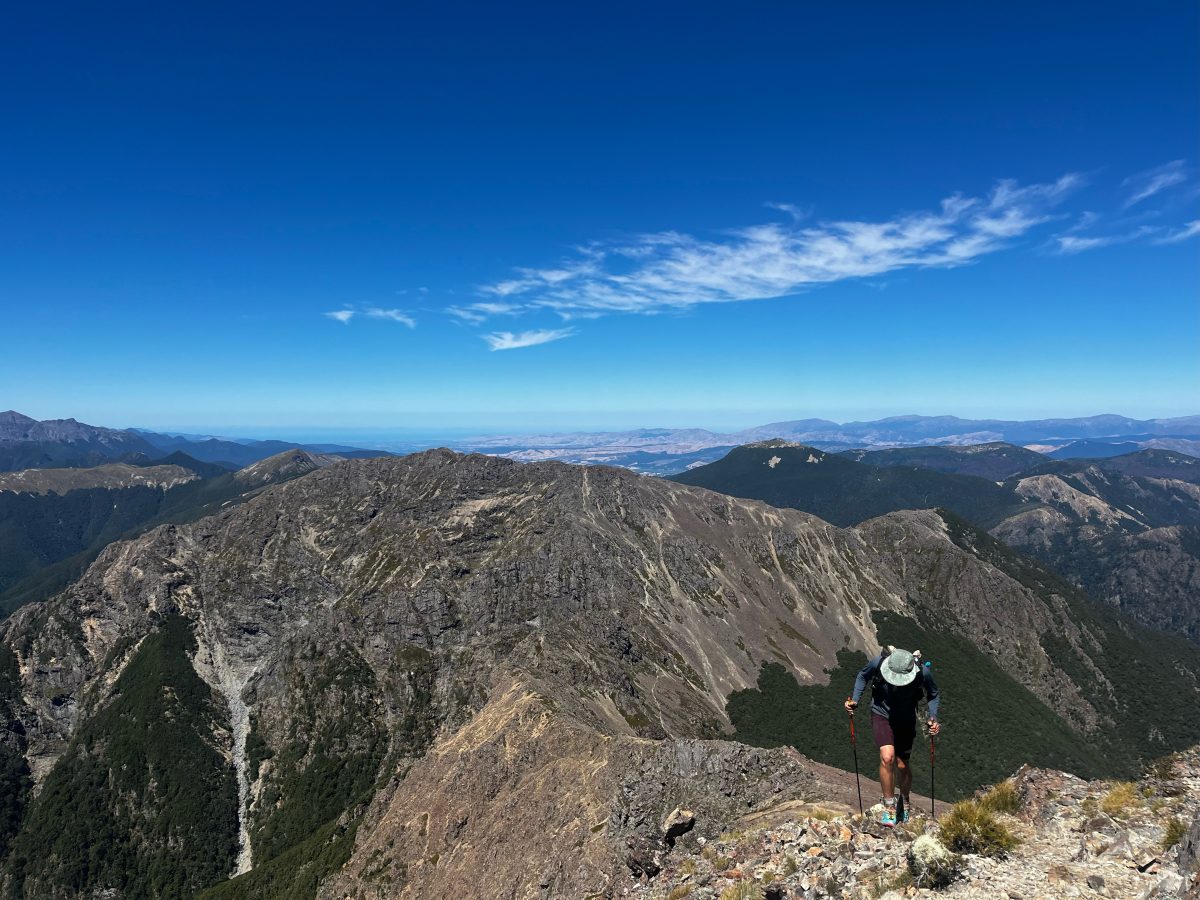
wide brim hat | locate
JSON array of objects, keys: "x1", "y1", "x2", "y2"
[{"x1": 881, "y1": 648, "x2": 919, "y2": 686}]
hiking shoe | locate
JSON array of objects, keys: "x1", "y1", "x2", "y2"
[
  {"x1": 879, "y1": 807, "x2": 896, "y2": 827},
  {"x1": 900, "y1": 806, "x2": 911, "y2": 824}
]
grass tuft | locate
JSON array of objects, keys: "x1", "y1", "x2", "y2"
[
  {"x1": 1100, "y1": 781, "x2": 1142, "y2": 818},
  {"x1": 978, "y1": 779, "x2": 1020, "y2": 814},
  {"x1": 718, "y1": 881, "x2": 763, "y2": 900},
  {"x1": 1161, "y1": 817, "x2": 1188, "y2": 854},
  {"x1": 938, "y1": 799, "x2": 1019, "y2": 857}
]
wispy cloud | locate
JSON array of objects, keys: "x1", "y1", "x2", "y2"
[
  {"x1": 1123, "y1": 160, "x2": 1188, "y2": 208},
  {"x1": 1054, "y1": 226, "x2": 1155, "y2": 255},
  {"x1": 482, "y1": 328, "x2": 574, "y2": 351},
  {"x1": 472, "y1": 175, "x2": 1083, "y2": 320},
  {"x1": 323, "y1": 306, "x2": 416, "y2": 327},
  {"x1": 764, "y1": 201, "x2": 810, "y2": 221},
  {"x1": 1153, "y1": 219, "x2": 1200, "y2": 245},
  {"x1": 447, "y1": 301, "x2": 526, "y2": 325},
  {"x1": 364, "y1": 307, "x2": 416, "y2": 327}
]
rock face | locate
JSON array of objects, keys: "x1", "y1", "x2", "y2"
[
  {"x1": 0, "y1": 448, "x2": 347, "y2": 617},
  {"x1": 0, "y1": 450, "x2": 1195, "y2": 898},
  {"x1": 676, "y1": 443, "x2": 1200, "y2": 642},
  {"x1": 639, "y1": 747, "x2": 1200, "y2": 900},
  {"x1": 0, "y1": 462, "x2": 199, "y2": 495}
]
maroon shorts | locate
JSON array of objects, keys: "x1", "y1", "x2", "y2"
[{"x1": 872, "y1": 713, "x2": 916, "y2": 760}]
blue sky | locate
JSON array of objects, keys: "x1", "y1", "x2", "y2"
[{"x1": 2, "y1": 2, "x2": 1197, "y2": 434}]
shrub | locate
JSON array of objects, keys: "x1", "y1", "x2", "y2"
[
  {"x1": 907, "y1": 834, "x2": 962, "y2": 888},
  {"x1": 938, "y1": 800, "x2": 1019, "y2": 857},
  {"x1": 979, "y1": 779, "x2": 1020, "y2": 814},
  {"x1": 667, "y1": 886, "x2": 693, "y2": 900},
  {"x1": 1161, "y1": 817, "x2": 1188, "y2": 853},
  {"x1": 1101, "y1": 782, "x2": 1141, "y2": 818}
]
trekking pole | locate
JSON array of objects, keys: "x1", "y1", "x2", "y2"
[
  {"x1": 847, "y1": 703, "x2": 864, "y2": 817},
  {"x1": 929, "y1": 731, "x2": 936, "y2": 819}
]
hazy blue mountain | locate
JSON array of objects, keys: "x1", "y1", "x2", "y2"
[
  {"x1": 460, "y1": 413, "x2": 1200, "y2": 474},
  {"x1": 136, "y1": 432, "x2": 393, "y2": 467},
  {"x1": 1047, "y1": 440, "x2": 1142, "y2": 459},
  {"x1": 0, "y1": 411, "x2": 161, "y2": 472},
  {"x1": 0, "y1": 413, "x2": 393, "y2": 473}
]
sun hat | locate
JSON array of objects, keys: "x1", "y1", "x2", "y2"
[{"x1": 880, "y1": 648, "x2": 919, "y2": 686}]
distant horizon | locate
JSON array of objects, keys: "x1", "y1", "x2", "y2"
[{"x1": 7, "y1": 407, "x2": 1199, "y2": 448}]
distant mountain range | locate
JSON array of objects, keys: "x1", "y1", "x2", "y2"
[
  {"x1": 0, "y1": 411, "x2": 393, "y2": 473},
  {"x1": 459, "y1": 413, "x2": 1200, "y2": 473},
  {"x1": 5, "y1": 410, "x2": 1199, "y2": 477}
]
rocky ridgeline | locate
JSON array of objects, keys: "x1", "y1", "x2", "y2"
[{"x1": 628, "y1": 748, "x2": 1200, "y2": 900}]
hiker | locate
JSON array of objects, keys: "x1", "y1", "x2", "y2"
[{"x1": 843, "y1": 647, "x2": 940, "y2": 825}]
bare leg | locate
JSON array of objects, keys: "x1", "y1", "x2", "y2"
[
  {"x1": 896, "y1": 755, "x2": 912, "y2": 800},
  {"x1": 878, "y1": 745, "x2": 896, "y2": 799}
]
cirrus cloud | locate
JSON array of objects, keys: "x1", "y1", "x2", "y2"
[
  {"x1": 323, "y1": 306, "x2": 416, "y2": 327},
  {"x1": 482, "y1": 328, "x2": 574, "y2": 351},
  {"x1": 471, "y1": 174, "x2": 1083, "y2": 321},
  {"x1": 1122, "y1": 160, "x2": 1188, "y2": 208}
]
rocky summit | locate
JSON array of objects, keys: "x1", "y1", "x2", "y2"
[{"x1": 0, "y1": 450, "x2": 1196, "y2": 898}]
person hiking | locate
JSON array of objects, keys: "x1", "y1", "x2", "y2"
[{"x1": 843, "y1": 647, "x2": 940, "y2": 826}]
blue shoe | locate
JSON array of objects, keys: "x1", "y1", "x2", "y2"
[
  {"x1": 901, "y1": 806, "x2": 911, "y2": 824},
  {"x1": 880, "y1": 807, "x2": 896, "y2": 827}
]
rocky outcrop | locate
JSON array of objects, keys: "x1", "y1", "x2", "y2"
[
  {"x1": 233, "y1": 448, "x2": 342, "y2": 486},
  {"x1": 0, "y1": 462, "x2": 199, "y2": 495},
  {"x1": 639, "y1": 747, "x2": 1200, "y2": 899},
  {"x1": 321, "y1": 672, "x2": 843, "y2": 899}
]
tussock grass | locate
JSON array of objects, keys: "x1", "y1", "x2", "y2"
[
  {"x1": 718, "y1": 881, "x2": 763, "y2": 900},
  {"x1": 1162, "y1": 817, "x2": 1188, "y2": 853},
  {"x1": 667, "y1": 885, "x2": 693, "y2": 900},
  {"x1": 938, "y1": 799, "x2": 1019, "y2": 857},
  {"x1": 1101, "y1": 781, "x2": 1142, "y2": 818},
  {"x1": 978, "y1": 779, "x2": 1020, "y2": 814}
]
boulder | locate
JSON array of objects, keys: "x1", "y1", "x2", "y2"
[{"x1": 662, "y1": 807, "x2": 696, "y2": 847}]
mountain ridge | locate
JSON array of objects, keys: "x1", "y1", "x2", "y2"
[
  {"x1": 0, "y1": 450, "x2": 1197, "y2": 897},
  {"x1": 674, "y1": 443, "x2": 1200, "y2": 642}
]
